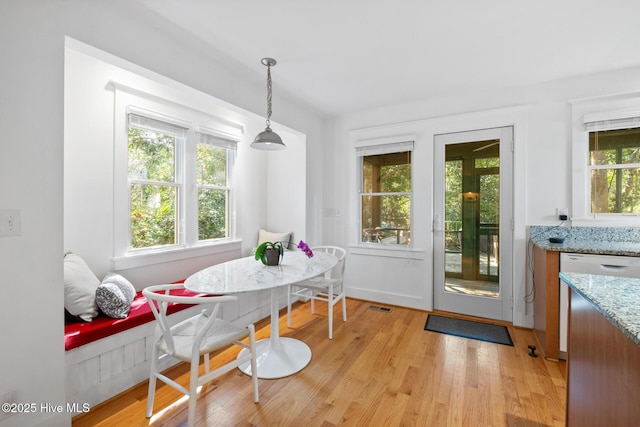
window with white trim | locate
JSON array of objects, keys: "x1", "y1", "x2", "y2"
[
  {"x1": 128, "y1": 114, "x2": 184, "y2": 249},
  {"x1": 585, "y1": 116, "x2": 640, "y2": 215},
  {"x1": 570, "y1": 94, "x2": 640, "y2": 224},
  {"x1": 196, "y1": 132, "x2": 235, "y2": 240},
  {"x1": 126, "y1": 113, "x2": 236, "y2": 252},
  {"x1": 357, "y1": 141, "x2": 413, "y2": 245}
]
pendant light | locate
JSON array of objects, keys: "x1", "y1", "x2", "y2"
[{"x1": 251, "y1": 57, "x2": 286, "y2": 150}]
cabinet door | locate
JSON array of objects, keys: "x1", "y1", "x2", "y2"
[
  {"x1": 532, "y1": 246, "x2": 559, "y2": 360},
  {"x1": 567, "y1": 289, "x2": 640, "y2": 426}
]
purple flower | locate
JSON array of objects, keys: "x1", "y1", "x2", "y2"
[{"x1": 297, "y1": 240, "x2": 314, "y2": 258}]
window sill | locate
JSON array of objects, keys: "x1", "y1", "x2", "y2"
[
  {"x1": 112, "y1": 239, "x2": 242, "y2": 270},
  {"x1": 348, "y1": 244, "x2": 424, "y2": 259}
]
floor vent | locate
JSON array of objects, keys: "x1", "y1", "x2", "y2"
[{"x1": 368, "y1": 305, "x2": 392, "y2": 313}]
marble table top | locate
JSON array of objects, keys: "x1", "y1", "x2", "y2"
[{"x1": 185, "y1": 251, "x2": 338, "y2": 294}]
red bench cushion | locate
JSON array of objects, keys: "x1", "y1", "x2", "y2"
[{"x1": 64, "y1": 282, "x2": 200, "y2": 351}]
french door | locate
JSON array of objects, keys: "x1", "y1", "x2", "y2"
[{"x1": 433, "y1": 127, "x2": 513, "y2": 321}]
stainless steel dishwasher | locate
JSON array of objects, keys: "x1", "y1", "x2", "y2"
[{"x1": 559, "y1": 253, "x2": 640, "y2": 357}]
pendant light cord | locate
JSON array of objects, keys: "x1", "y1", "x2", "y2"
[{"x1": 266, "y1": 64, "x2": 273, "y2": 127}]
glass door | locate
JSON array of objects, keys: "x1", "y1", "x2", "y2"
[{"x1": 433, "y1": 127, "x2": 513, "y2": 321}]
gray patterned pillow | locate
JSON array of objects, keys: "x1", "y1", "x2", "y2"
[{"x1": 95, "y1": 273, "x2": 136, "y2": 319}]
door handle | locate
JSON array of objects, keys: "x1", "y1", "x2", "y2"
[{"x1": 433, "y1": 214, "x2": 444, "y2": 232}]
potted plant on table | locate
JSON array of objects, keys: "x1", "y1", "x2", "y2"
[{"x1": 255, "y1": 241, "x2": 284, "y2": 266}]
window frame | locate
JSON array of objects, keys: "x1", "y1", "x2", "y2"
[
  {"x1": 112, "y1": 86, "x2": 243, "y2": 270},
  {"x1": 570, "y1": 94, "x2": 640, "y2": 225},
  {"x1": 194, "y1": 131, "x2": 237, "y2": 242},
  {"x1": 587, "y1": 125, "x2": 640, "y2": 215},
  {"x1": 356, "y1": 140, "x2": 415, "y2": 248},
  {"x1": 127, "y1": 113, "x2": 187, "y2": 251}
]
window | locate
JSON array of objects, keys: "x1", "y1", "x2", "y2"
[
  {"x1": 196, "y1": 132, "x2": 235, "y2": 240},
  {"x1": 126, "y1": 113, "x2": 236, "y2": 252},
  {"x1": 357, "y1": 141, "x2": 413, "y2": 245},
  {"x1": 570, "y1": 95, "x2": 640, "y2": 224},
  {"x1": 128, "y1": 114, "x2": 184, "y2": 249},
  {"x1": 587, "y1": 125, "x2": 640, "y2": 214}
]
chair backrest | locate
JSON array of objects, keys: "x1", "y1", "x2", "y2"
[
  {"x1": 310, "y1": 246, "x2": 347, "y2": 280},
  {"x1": 142, "y1": 284, "x2": 237, "y2": 356}
]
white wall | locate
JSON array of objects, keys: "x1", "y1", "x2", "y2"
[
  {"x1": 325, "y1": 66, "x2": 640, "y2": 328},
  {"x1": 64, "y1": 42, "x2": 308, "y2": 284},
  {"x1": 1, "y1": 2, "x2": 323, "y2": 426},
  {"x1": 63, "y1": 42, "x2": 309, "y2": 362},
  {"x1": 4, "y1": 1, "x2": 640, "y2": 425},
  {"x1": 0, "y1": 5, "x2": 65, "y2": 427}
]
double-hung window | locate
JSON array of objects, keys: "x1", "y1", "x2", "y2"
[
  {"x1": 586, "y1": 118, "x2": 640, "y2": 215},
  {"x1": 196, "y1": 132, "x2": 235, "y2": 240},
  {"x1": 357, "y1": 141, "x2": 414, "y2": 245},
  {"x1": 125, "y1": 112, "x2": 236, "y2": 253},
  {"x1": 128, "y1": 114, "x2": 184, "y2": 249},
  {"x1": 571, "y1": 94, "x2": 640, "y2": 224}
]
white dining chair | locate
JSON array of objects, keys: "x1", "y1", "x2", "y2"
[
  {"x1": 287, "y1": 246, "x2": 347, "y2": 339},
  {"x1": 143, "y1": 284, "x2": 259, "y2": 427}
]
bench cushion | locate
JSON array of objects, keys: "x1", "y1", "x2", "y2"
[{"x1": 64, "y1": 282, "x2": 200, "y2": 351}]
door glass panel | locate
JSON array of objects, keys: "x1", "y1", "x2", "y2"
[
  {"x1": 444, "y1": 140, "x2": 500, "y2": 298},
  {"x1": 444, "y1": 159, "x2": 462, "y2": 274}
]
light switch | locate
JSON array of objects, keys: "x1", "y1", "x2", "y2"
[{"x1": 0, "y1": 209, "x2": 21, "y2": 236}]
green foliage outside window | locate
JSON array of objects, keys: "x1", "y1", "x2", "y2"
[
  {"x1": 361, "y1": 152, "x2": 411, "y2": 244},
  {"x1": 445, "y1": 159, "x2": 463, "y2": 251},
  {"x1": 198, "y1": 188, "x2": 227, "y2": 240},
  {"x1": 130, "y1": 184, "x2": 176, "y2": 248},
  {"x1": 444, "y1": 155, "x2": 500, "y2": 252},
  {"x1": 128, "y1": 127, "x2": 178, "y2": 249},
  {"x1": 197, "y1": 143, "x2": 227, "y2": 186},
  {"x1": 197, "y1": 143, "x2": 229, "y2": 240},
  {"x1": 589, "y1": 128, "x2": 640, "y2": 214},
  {"x1": 128, "y1": 128, "x2": 175, "y2": 181}
]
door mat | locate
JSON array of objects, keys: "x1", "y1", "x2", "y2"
[{"x1": 424, "y1": 314, "x2": 513, "y2": 346}]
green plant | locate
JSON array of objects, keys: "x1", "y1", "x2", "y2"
[{"x1": 254, "y1": 241, "x2": 284, "y2": 265}]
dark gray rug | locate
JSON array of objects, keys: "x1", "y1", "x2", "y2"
[{"x1": 424, "y1": 314, "x2": 513, "y2": 346}]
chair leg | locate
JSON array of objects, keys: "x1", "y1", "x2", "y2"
[
  {"x1": 146, "y1": 346, "x2": 159, "y2": 418},
  {"x1": 287, "y1": 285, "x2": 292, "y2": 328},
  {"x1": 328, "y1": 284, "x2": 333, "y2": 340},
  {"x1": 342, "y1": 294, "x2": 347, "y2": 322},
  {"x1": 187, "y1": 356, "x2": 199, "y2": 427},
  {"x1": 248, "y1": 324, "x2": 259, "y2": 403}
]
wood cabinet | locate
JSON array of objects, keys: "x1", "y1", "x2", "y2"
[
  {"x1": 566, "y1": 288, "x2": 640, "y2": 426},
  {"x1": 532, "y1": 245, "x2": 560, "y2": 360}
]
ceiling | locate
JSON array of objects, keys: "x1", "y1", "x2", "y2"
[{"x1": 134, "y1": 0, "x2": 640, "y2": 117}]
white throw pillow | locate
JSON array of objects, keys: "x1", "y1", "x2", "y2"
[
  {"x1": 63, "y1": 252, "x2": 100, "y2": 322},
  {"x1": 257, "y1": 229, "x2": 292, "y2": 248},
  {"x1": 96, "y1": 273, "x2": 136, "y2": 319}
]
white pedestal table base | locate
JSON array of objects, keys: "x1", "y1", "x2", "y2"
[{"x1": 238, "y1": 337, "x2": 311, "y2": 379}]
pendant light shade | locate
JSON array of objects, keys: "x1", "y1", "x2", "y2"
[
  {"x1": 252, "y1": 126, "x2": 284, "y2": 149},
  {"x1": 251, "y1": 57, "x2": 286, "y2": 150}
]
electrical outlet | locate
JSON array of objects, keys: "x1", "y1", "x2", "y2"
[
  {"x1": 557, "y1": 208, "x2": 569, "y2": 221},
  {"x1": 0, "y1": 210, "x2": 21, "y2": 236}
]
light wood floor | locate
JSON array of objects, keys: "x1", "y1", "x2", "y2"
[{"x1": 72, "y1": 299, "x2": 566, "y2": 427}]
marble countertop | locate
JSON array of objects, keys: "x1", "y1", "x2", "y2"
[
  {"x1": 534, "y1": 238, "x2": 640, "y2": 256},
  {"x1": 530, "y1": 225, "x2": 640, "y2": 256},
  {"x1": 560, "y1": 272, "x2": 640, "y2": 347}
]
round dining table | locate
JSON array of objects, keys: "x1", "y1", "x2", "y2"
[{"x1": 184, "y1": 250, "x2": 338, "y2": 379}]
